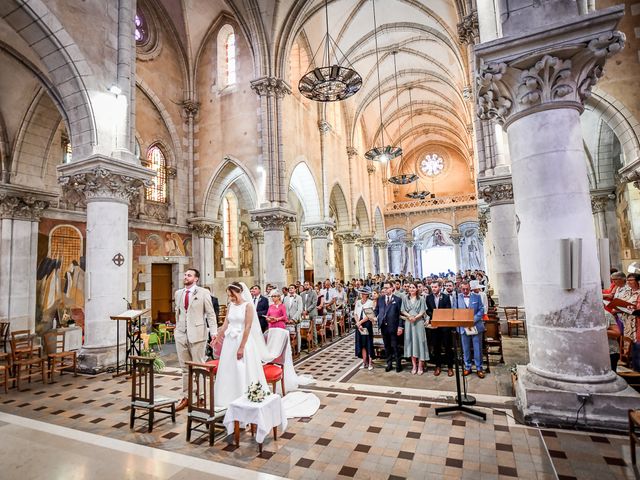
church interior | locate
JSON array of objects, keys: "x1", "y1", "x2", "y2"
[{"x1": 1, "y1": 0, "x2": 640, "y2": 478}]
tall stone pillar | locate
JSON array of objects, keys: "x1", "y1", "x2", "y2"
[
  {"x1": 304, "y1": 223, "x2": 333, "y2": 282},
  {"x1": 291, "y1": 235, "x2": 306, "y2": 283},
  {"x1": 360, "y1": 236, "x2": 375, "y2": 276},
  {"x1": 188, "y1": 218, "x2": 219, "y2": 288},
  {"x1": 479, "y1": 176, "x2": 524, "y2": 307},
  {"x1": 250, "y1": 230, "x2": 265, "y2": 288},
  {"x1": 476, "y1": 5, "x2": 638, "y2": 428},
  {"x1": 450, "y1": 230, "x2": 463, "y2": 272},
  {"x1": 389, "y1": 242, "x2": 402, "y2": 274},
  {"x1": 591, "y1": 191, "x2": 612, "y2": 284},
  {"x1": 376, "y1": 241, "x2": 389, "y2": 275},
  {"x1": 0, "y1": 186, "x2": 53, "y2": 332},
  {"x1": 404, "y1": 241, "x2": 415, "y2": 276},
  {"x1": 251, "y1": 207, "x2": 296, "y2": 288},
  {"x1": 58, "y1": 157, "x2": 153, "y2": 372},
  {"x1": 337, "y1": 232, "x2": 360, "y2": 281}
]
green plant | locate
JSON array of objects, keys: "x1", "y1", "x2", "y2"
[{"x1": 141, "y1": 349, "x2": 165, "y2": 373}]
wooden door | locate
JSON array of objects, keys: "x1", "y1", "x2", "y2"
[{"x1": 151, "y1": 264, "x2": 172, "y2": 322}]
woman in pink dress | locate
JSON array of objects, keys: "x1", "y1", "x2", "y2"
[{"x1": 266, "y1": 289, "x2": 287, "y2": 329}]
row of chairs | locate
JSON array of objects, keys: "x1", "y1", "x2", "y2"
[
  {"x1": 295, "y1": 307, "x2": 350, "y2": 355},
  {"x1": 0, "y1": 330, "x2": 77, "y2": 393}
]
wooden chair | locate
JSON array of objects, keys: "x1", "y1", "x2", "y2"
[
  {"x1": 263, "y1": 331, "x2": 288, "y2": 396},
  {"x1": 43, "y1": 331, "x2": 77, "y2": 382},
  {"x1": 0, "y1": 352, "x2": 12, "y2": 393},
  {"x1": 185, "y1": 361, "x2": 226, "y2": 446},
  {"x1": 336, "y1": 308, "x2": 346, "y2": 336},
  {"x1": 286, "y1": 324, "x2": 299, "y2": 359},
  {"x1": 11, "y1": 330, "x2": 41, "y2": 357},
  {"x1": 300, "y1": 318, "x2": 314, "y2": 352},
  {"x1": 9, "y1": 336, "x2": 47, "y2": 391},
  {"x1": 315, "y1": 315, "x2": 327, "y2": 346},
  {"x1": 504, "y1": 307, "x2": 525, "y2": 337},
  {"x1": 129, "y1": 356, "x2": 177, "y2": 433},
  {"x1": 620, "y1": 336, "x2": 634, "y2": 367},
  {"x1": 483, "y1": 318, "x2": 505, "y2": 373},
  {"x1": 0, "y1": 322, "x2": 9, "y2": 353},
  {"x1": 630, "y1": 409, "x2": 640, "y2": 465}
]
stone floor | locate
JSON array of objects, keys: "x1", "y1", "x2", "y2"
[{"x1": 0, "y1": 331, "x2": 636, "y2": 479}]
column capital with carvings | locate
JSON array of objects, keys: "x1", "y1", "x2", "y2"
[
  {"x1": 187, "y1": 217, "x2": 221, "y2": 238},
  {"x1": 358, "y1": 236, "x2": 375, "y2": 247},
  {"x1": 250, "y1": 76, "x2": 292, "y2": 98},
  {"x1": 250, "y1": 229, "x2": 264, "y2": 243},
  {"x1": 590, "y1": 190, "x2": 614, "y2": 213},
  {"x1": 336, "y1": 231, "x2": 360, "y2": 244},
  {"x1": 182, "y1": 100, "x2": 200, "y2": 117},
  {"x1": 478, "y1": 175, "x2": 514, "y2": 206},
  {"x1": 478, "y1": 207, "x2": 490, "y2": 239},
  {"x1": 457, "y1": 11, "x2": 479, "y2": 45},
  {"x1": 374, "y1": 240, "x2": 389, "y2": 249},
  {"x1": 475, "y1": 7, "x2": 625, "y2": 127},
  {"x1": 303, "y1": 222, "x2": 335, "y2": 239},
  {"x1": 619, "y1": 161, "x2": 640, "y2": 190},
  {"x1": 0, "y1": 184, "x2": 55, "y2": 221},
  {"x1": 388, "y1": 242, "x2": 404, "y2": 251},
  {"x1": 250, "y1": 206, "x2": 296, "y2": 231},
  {"x1": 346, "y1": 146, "x2": 358, "y2": 158},
  {"x1": 449, "y1": 229, "x2": 462, "y2": 245},
  {"x1": 58, "y1": 154, "x2": 154, "y2": 205}
]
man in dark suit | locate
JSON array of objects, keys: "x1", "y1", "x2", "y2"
[
  {"x1": 374, "y1": 281, "x2": 404, "y2": 372},
  {"x1": 203, "y1": 287, "x2": 221, "y2": 358},
  {"x1": 426, "y1": 280, "x2": 454, "y2": 377},
  {"x1": 250, "y1": 285, "x2": 270, "y2": 332}
]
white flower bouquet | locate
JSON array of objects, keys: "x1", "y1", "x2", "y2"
[{"x1": 246, "y1": 382, "x2": 271, "y2": 403}]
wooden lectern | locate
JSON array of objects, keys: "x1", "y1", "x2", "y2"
[
  {"x1": 431, "y1": 308, "x2": 486, "y2": 421},
  {"x1": 110, "y1": 309, "x2": 150, "y2": 376}
]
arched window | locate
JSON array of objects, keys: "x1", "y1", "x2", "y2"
[
  {"x1": 135, "y1": 12, "x2": 147, "y2": 44},
  {"x1": 222, "y1": 191, "x2": 239, "y2": 267},
  {"x1": 61, "y1": 132, "x2": 72, "y2": 164},
  {"x1": 217, "y1": 25, "x2": 237, "y2": 89},
  {"x1": 49, "y1": 225, "x2": 83, "y2": 275},
  {"x1": 145, "y1": 145, "x2": 167, "y2": 203}
]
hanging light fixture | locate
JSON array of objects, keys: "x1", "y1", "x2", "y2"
[
  {"x1": 388, "y1": 173, "x2": 418, "y2": 185},
  {"x1": 365, "y1": 0, "x2": 401, "y2": 163},
  {"x1": 404, "y1": 87, "x2": 432, "y2": 199},
  {"x1": 298, "y1": 0, "x2": 362, "y2": 102}
]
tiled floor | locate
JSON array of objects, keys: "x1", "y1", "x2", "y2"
[{"x1": 0, "y1": 371, "x2": 636, "y2": 479}]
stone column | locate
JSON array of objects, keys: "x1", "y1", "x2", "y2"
[
  {"x1": 182, "y1": 101, "x2": 199, "y2": 216},
  {"x1": 413, "y1": 243, "x2": 423, "y2": 278},
  {"x1": 337, "y1": 232, "x2": 360, "y2": 281},
  {"x1": 376, "y1": 241, "x2": 389, "y2": 275},
  {"x1": 449, "y1": 230, "x2": 463, "y2": 272},
  {"x1": 58, "y1": 156, "x2": 153, "y2": 372},
  {"x1": 304, "y1": 223, "x2": 333, "y2": 282},
  {"x1": 188, "y1": 218, "x2": 219, "y2": 288},
  {"x1": 0, "y1": 186, "x2": 53, "y2": 332},
  {"x1": 360, "y1": 236, "x2": 375, "y2": 277},
  {"x1": 291, "y1": 235, "x2": 306, "y2": 283},
  {"x1": 250, "y1": 207, "x2": 296, "y2": 288},
  {"x1": 404, "y1": 241, "x2": 416, "y2": 276},
  {"x1": 250, "y1": 77, "x2": 291, "y2": 204},
  {"x1": 250, "y1": 230, "x2": 265, "y2": 287},
  {"x1": 479, "y1": 176, "x2": 525, "y2": 307},
  {"x1": 389, "y1": 242, "x2": 403, "y2": 274},
  {"x1": 476, "y1": 6, "x2": 638, "y2": 428},
  {"x1": 166, "y1": 166, "x2": 178, "y2": 223},
  {"x1": 591, "y1": 191, "x2": 612, "y2": 284}
]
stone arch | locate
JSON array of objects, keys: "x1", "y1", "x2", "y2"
[
  {"x1": 354, "y1": 197, "x2": 371, "y2": 235},
  {"x1": 586, "y1": 90, "x2": 640, "y2": 167},
  {"x1": 1, "y1": 0, "x2": 97, "y2": 158},
  {"x1": 289, "y1": 160, "x2": 322, "y2": 225},
  {"x1": 373, "y1": 206, "x2": 385, "y2": 240},
  {"x1": 329, "y1": 182, "x2": 350, "y2": 231},
  {"x1": 203, "y1": 157, "x2": 257, "y2": 220}
]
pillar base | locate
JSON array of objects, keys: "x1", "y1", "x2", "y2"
[
  {"x1": 77, "y1": 345, "x2": 125, "y2": 374},
  {"x1": 514, "y1": 365, "x2": 640, "y2": 430}
]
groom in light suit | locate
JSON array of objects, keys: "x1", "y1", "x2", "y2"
[{"x1": 174, "y1": 268, "x2": 217, "y2": 410}]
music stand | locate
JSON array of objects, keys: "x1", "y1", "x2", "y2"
[
  {"x1": 110, "y1": 308, "x2": 149, "y2": 377},
  {"x1": 431, "y1": 308, "x2": 486, "y2": 421}
]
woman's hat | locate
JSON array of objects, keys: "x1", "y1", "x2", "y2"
[
  {"x1": 357, "y1": 286, "x2": 372, "y2": 295},
  {"x1": 268, "y1": 289, "x2": 281, "y2": 297},
  {"x1": 469, "y1": 280, "x2": 485, "y2": 291}
]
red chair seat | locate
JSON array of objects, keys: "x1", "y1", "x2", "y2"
[
  {"x1": 205, "y1": 359, "x2": 219, "y2": 374},
  {"x1": 263, "y1": 364, "x2": 282, "y2": 382}
]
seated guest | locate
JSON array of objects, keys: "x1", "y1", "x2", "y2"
[
  {"x1": 401, "y1": 282, "x2": 428, "y2": 375},
  {"x1": 457, "y1": 282, "x2": 486, "y2": 378},
  {"x1": 250, "y1": 284, "x2": 269, "y2": 332},
  {"x1": 266, "y1": 289, "x2": 287, "y2": 329},
  {"x1": 354, "y1": 286, "x2": 375, "y2": 370},
  {"x1": 285, "y1": 284, "x2": 303, "y2": 351}
]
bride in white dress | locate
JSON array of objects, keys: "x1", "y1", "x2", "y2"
[{"x1": 213, "y1": 282, "x2": 267, "y2": 407}]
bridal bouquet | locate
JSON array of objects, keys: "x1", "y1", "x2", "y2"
[{"x1": 247, "y1": 382, "x2": 271, "y2": 403}]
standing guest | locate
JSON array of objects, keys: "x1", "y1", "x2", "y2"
[
  {"x1": 250, "y1": 285, "x2": 269, "y2": 332},
  {"x1": 319, "y1": 279, "x2": 338, "y2": 311},
  {"x1": 301, "y1": 281, "x2": 319, "y2": 344},
  {"x1": 314, "y1": 284, "x2": 324, "y2": 316},
  {"x1": 456, "y1": 282, "x2": 486, "y2": 378},
  {"x1": 620, "y1": 274, "x2": 640, "y2": 370},
  {"x1": 470, "y1": 280, "x2": 488, "y2": 314},
  {"x1": 426, "y1": 280, "x2": 453, "y2": 377},
  {"x1": 266, "y1": 289, "x2": 287, "y2": 329},
  {"x1": 401, "y1": 282, "x2": 428, "y2": 375},
  {"x1": 285, "y1": 284, "x2": 303, "y2": 352},
  {"x1": 604, "y1": 271, "x2": 628, "y2": 301},
  {"x1": 173, "y1": 268, "x2": 217, "y2": 411},
  {"x1": 606, "y1": 309, "x2": 621, "y2": 371},
  {"x1": 444, "y1": 281, "x2": 458, "y2": 307},
  {"x1": 335, "y1": 283, "x2": 347, "y2": 308},
  {"x1": 394, "y1": 280, "x2": 405, "y2": 297},
  {"x1": 374, "y1": 281, "x2": 404, "y2": 372},
  {"x1": 354, "y1": 286, "x2": 375, "y2": 370}
]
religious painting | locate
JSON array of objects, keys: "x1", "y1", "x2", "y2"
[
  {"x1": 146, "y1": 233, "x2": 163, "y2": 256},
  {"x1": 459, "y1": 223, "x2": 485, "y2": 271},
  {"x1": 36, "y1": 220, "x2": 87, "y2": 336},
  {"x1": 424, "y1": 228, "x2": 452, "y2": 247}
]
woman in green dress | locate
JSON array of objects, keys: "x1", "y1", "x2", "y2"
[{"x1": 401, "y1": 282, "x2": 429, "y2": 374}]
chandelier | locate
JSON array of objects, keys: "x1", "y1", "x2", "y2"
[
  {"x1": 365, "y1": 0, "x2": 401, "y2": 163},
  {"x1": 298, "y1": 0, "x2": 362, "y2": 102},
  {"x1": 389, "y1": 173, "x2": 418, "y2": 185}
]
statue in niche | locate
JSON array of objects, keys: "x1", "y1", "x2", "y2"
[
  {"x1": 214, "y1": 229, "x2": 224, "y2": 272},
  {"x1": 284, "y1": 226, "x2": 293, "y2": 270},
  {"x1": 334, "y1": 236, "x2": 344, "y2": 280},
  {"x1": 239, "y1": 224, "x2": 253, "y2": 275},
  {"x1": 467, "y1": 238, "x2": 482, "y2": 270}
]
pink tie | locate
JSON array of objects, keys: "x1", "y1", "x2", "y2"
[{"x1": 184, "y1": 290, "x2": 190, "y2": 310}]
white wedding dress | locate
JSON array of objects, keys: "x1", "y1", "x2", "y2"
[{"x1": 214, "y1": 301, "x2": 268, "y2": 407}]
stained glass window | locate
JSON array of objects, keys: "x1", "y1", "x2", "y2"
[
  {"x1": 135, "y1": 13, "x2": 147, "y2": 43},
  {"x1": 145, "y1": 146, "x2": 167, "y2": 203},
  {"x1": 420, "y1": 154, "x2": 444, "y2": 177},
  {"x1": 62, "y1": 135, "x2": 72, "y2": 164},
  {"x1": 225, "y1": 32, "x2": 236, "y2": 85}
]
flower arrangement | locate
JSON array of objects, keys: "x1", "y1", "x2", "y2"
[
  {"x1": 247, "y1": 382, "x2": 271, "y2": 403},
  {"x1": 141, "y1": 349, "x2": 165, "y2": 373}
]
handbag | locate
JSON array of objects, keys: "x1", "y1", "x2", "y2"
[
  {"x1": 464, "y1": 326, "x2": 478, "y2": 336},
  {"x1": 358, "y1": 326, "x2": 369, "y2": 335}
]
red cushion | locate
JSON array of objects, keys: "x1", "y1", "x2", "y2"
[
  {"x1": 263, "y1": 364, "x2": 282, "y2": 382},
  {"x1": 205, "y1": 359, "x2": 219, "y2": 374}
]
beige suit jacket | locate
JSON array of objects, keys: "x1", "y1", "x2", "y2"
[{"x1": 174, "y1": 285, "x2": 217, "y2": 344}]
